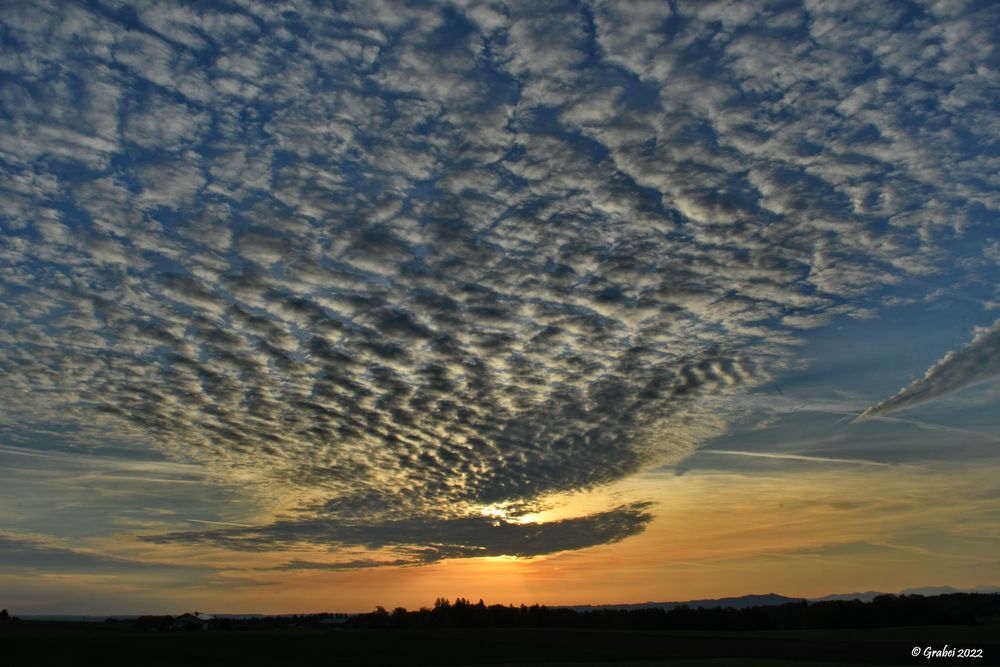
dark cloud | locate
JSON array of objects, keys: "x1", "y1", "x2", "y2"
[
  {"x1": 148, "y1": 502, "x2": 655, "y2": 565},
  {"x1": 273, "y1": 558, "x2": 417, "y2": 571}
]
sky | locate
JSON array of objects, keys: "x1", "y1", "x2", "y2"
[{"x1": 1, "y1": 0, "x2": 999, "y2": 615}]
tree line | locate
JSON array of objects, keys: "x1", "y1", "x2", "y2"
[{"x1": 350, "y1": 593, "x2": 1000, "y2": 631}]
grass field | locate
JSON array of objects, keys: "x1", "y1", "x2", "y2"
[{"x1": 2, "y1": 621, "x2": 997, "y2": 666}]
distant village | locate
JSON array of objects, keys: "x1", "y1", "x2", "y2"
[
  {"x1": 136, "y1": 612, "x2": 216, "y2": 631},
  {"x1": 1, "y1": 609, "x2": 353, "y2": 632},
  {"x1": 135, "y1": 612, "x2": 353, "y2": 631}
]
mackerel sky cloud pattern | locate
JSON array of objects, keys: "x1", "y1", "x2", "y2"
[{"x1": 1, "y1": 0, "x2": 999, "y2": 564}]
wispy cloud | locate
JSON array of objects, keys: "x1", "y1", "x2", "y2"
[
  {"x1": 0, "y1": 533, "x2": 200, "y2": 574},
  {"x1": 702, "y1": 450, "x2": 895, "y2": 468},
  {"x1": 186, "y1": 519, "x2": 255, "y2": 528},
  {"x1": 864, "y1": 415, "x2": 1000, "y2": 442},
  {"x1": 858, "y1": 320, "x2": 1000, "y2": 420}
]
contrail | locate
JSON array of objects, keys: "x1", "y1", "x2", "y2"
[
  {"x1": 187, "y1": 519, "x2": 254, "y2": 528},
  {"x1": 868, "y1": 415, "x2": 1000, "y2": 442},
  {"x1": 856, "y1": 319, "x2": 1000, "y2": 421},
  {"x1": 703, "y1": 449, "x2": 894, "y2": 467}
]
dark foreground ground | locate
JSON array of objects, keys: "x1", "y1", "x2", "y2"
[{"x1": 2, "y1": 621, "x2": 999, "y2": 667}]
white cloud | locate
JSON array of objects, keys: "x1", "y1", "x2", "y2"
[
  {"x1": 858, "y1": 319, "x2": 1000, "y2": 420},
  {"x1": 1, "y1": 0, "x2": 998, "y2": 562}
]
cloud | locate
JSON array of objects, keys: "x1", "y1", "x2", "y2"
[
  {"x1": 0, "y1": 533, "x2": 194, "y2": 574},
  {"x1": 1, "y1": 0, "x2": 998, "y2": 564},
  {"x1": 858, "y1": 320, "x2": 1000, "y2": 420},
  {"x1": 147, "y1": 502, "x2": 655, "y2": 566},
  {"x1": 701, "y1": 450, "x2": 895, "y2": 467},
  {"x1": 272, "y1": 557, "x2": 417, "y2": 571}
]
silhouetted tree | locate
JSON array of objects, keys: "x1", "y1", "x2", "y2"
[
  {"x1": 369, "y1": 605, "x2": 389, "y2": 629},
  {"x1": 348, "y1": 593, "x2": 1000, "y2": 632}
]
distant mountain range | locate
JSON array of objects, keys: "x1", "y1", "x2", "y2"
[
  {"x1": 812, "y1": 585, "x2": 1000, "y2": 604},
  {"x1": 566, "y1": 593, "x2": 803, "y2": 612},
  {"x1": 564, "y1": 585, "x2": 1000, "y2": 612}
]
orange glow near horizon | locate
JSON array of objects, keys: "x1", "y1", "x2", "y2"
[
  {"x1": 19, "y1": 462, "x2": 989, "y2": 615},
  {"x1": 310, "y1": 465, "x2": 993, "y2": 612}
]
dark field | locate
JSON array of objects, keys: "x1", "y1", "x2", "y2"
[{"x1": 2, "y1": 621, "x2": 998, "y2": 667}]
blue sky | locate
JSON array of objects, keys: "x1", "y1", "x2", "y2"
[{"x1": 1, "y1": 0, "x2": 999, "y2": 612}]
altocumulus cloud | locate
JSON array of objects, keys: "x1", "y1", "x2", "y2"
[{"x1": 1, "y1": 0, "x2": 998, "y2": 564}]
